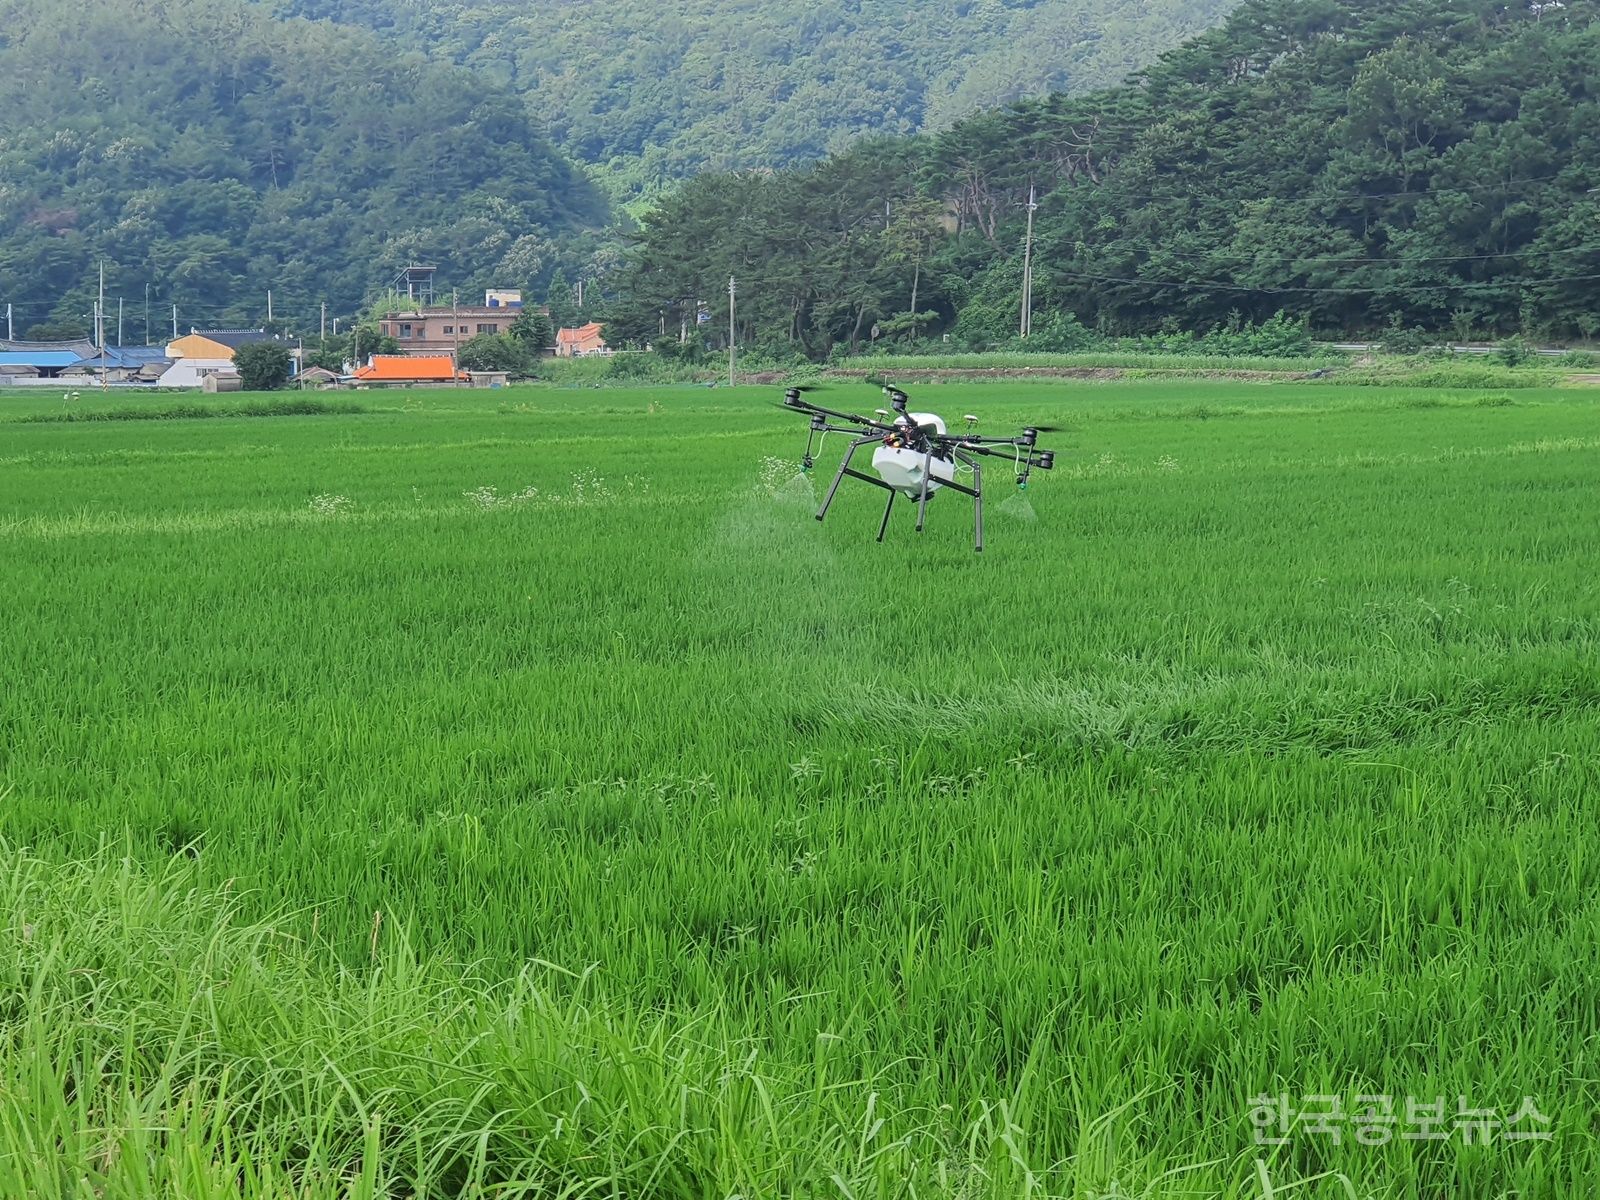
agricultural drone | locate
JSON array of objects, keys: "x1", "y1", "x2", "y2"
[{"x1": 778, "y1": 381, "x2": 1058, "y2": 552}]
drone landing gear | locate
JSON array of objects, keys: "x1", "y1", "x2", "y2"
[
  {"x1": 814, "y1": 437, "x2": 987, "y2": 552},
  {"x1": 876, "y1": 489, "x2": 896, "y2": 542}
]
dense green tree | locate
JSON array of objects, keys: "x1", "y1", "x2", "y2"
[
  {"x1": 233, "y1": 342, "x2": 291, "y2": 390},
  {"x1": 509, "y1": 309, "x2": 555, "y2": 352},
  {"x1": 545, "y1": 274, "x2": 579, "y2": 330},
  {"x1": 457, "y1": 333, "x2": 535, "y2": 376}
]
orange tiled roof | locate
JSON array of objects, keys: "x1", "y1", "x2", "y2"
[
  {"x1": 352, "y1": 354, "x2": 467, "y2": 381},
  {"x1": 556, "y1": 322, "x2": 606, "y2": 345}
]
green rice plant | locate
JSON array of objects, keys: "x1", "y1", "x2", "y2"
[
  {"x1": 15, "y1": 396, "x2": 366, "y2": 422},
  {"x1": 828, "y1": 351, "x2": 1342, "y2": 373},
  {"x1": 1, "y1": 376, "x2": 1597, "y2": 1196},
  {"x1": 1333, "y1": 359, "x2": 1560, "y2": 388}
]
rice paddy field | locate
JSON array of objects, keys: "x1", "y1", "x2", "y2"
[{"x1": 1, "y1": 377, "x2": 1598, "y2": 1198}]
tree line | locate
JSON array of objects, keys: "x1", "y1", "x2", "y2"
[{"x1": 610, "y1": 0, "x2": 1600, "y2": 353}]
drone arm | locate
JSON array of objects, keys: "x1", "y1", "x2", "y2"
[
  {"x1": 955, "y1": 441, "x2": 1056, "y2": 470},
  {"x1": 783, "y1": 393, "x2": 894, "y2": 432}
]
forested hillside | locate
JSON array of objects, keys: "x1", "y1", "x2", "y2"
[
  {"x1": 0, "y1": 0, "x2": 605, "y2": 337},
  {"x1": 263, "y1": 0, "x2": 1235, "y2": 196},
  {"x1": 611, "y1": 0, "x2": 1600, "y2": 350}
]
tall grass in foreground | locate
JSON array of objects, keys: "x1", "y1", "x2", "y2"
[{"x1": 1, "y1": 844, "x2": 1167, "y2": 1199}]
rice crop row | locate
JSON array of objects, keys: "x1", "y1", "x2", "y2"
[{"x1": 1, "y1": 377, "x2": 1596, "y2": 1196}]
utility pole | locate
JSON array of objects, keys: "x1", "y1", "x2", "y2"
[
  {"x1": 452, "y1": 289, "x2": 460, "y2": 369},
  {"x1": 172, "y1": 304, "x2": 178, "y2": 341},
  {"x1": 5, "y1": 303, "x2": 11, "y2": 341},
  {"x1": 1020, "y1": 184, "x2": 1038, "y2": 339},
  {"x1": 320, "y1": 301, "x2": 327, "y2": 341},
  {"x1": 97, "y1": 262, "x2": 107, "y2": 391},
  {"x1": 117, "y1": 297, "x2": 124, "y2": 347},
  {"x1": 144, "y1": 284, "x2": 150, "y2": 346},
  {"x1": 727, "y1": 276, "x2": 736, "y2": 388},
  {"x1": 267, "y1": 289, "x2": 273, "y2": 325}
]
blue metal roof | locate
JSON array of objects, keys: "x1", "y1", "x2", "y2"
[
  {"x1": 67, "y1": 347, "x2": 171, "y2": 369},
  {"x1": 0, "y1": 351, "x2": 80, "y2": 367}
]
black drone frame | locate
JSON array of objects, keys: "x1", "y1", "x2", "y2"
[{"x1": 781, "y1": 385, "x2": 1056, "y2": 552}]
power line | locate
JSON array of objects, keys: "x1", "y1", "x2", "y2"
[{"x1": 1051, "y1": 268, "x2": 1600, "y2": 296}]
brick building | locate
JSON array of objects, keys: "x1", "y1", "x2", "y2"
[{"x1": 377, "y1": 290, "x2": 547, "y2": 355}]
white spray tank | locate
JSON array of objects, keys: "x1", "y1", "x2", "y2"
[{"x1": 871, "y1": 412, "x2": 956, "y2": 496}]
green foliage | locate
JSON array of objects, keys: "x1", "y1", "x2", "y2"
[
  {"x1": 604, "y1": 351, "x2": 713, "y2": 383},
  {"x1": 267, "y1": 0, "x2": 1230, "y2": 200},
  {"x1": 1495, "y1": 335, "x2": 1533, "y2": 368},
  {"x1": 456, "y1": 333, "x2": 535, "y2": 376},
  {"x1": 1380, "y1": 314, "x2": 1437, "y2": 356},
  {"x1": 23, "y1": 318, "x2": 90, "y2": 341},
  {"x1": 1337, "y1": 360, "x2": 1558, "y2": 388},
  {"x1": 545, "y1": 272, "x2": 580, "y2": 330},
  {"x1": 348, "y1": 327, "x2": 400, "y2": 364},
  {"x1": 0, "y1": 0, "x2": 606, "y2": 333},
  {"x1": 509, "y1": 309, "x2": 555, "y2": 352},
  {"x1": 609, "y1": 141, "x2": 950, "y2": 357},
  {"x1": 1023, "y1": 312, "x2": 1097, "y2": 353},
  {"x1": 233, "y1": 342, "x2": 292, "y2": 391}
]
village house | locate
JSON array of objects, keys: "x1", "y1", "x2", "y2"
[
  {"x1": 61, "y1": 346, "x2": 172, "y2": 384},
  {"x1": 555, "y1": 322, "x2": 608, "y2": 357},
  {"x1": 351, "y1": 355, "x2": 469, "y2": 386},
  {"x1": 296, "y1": 365, "x2": 342, "y2": 389},
  {"x1": 158, "y1": 329, "x2": 284, "y2": 388},
  {"x1": 377, "y1": 289, "x2": 549, "y2": 355},
  {"x1": 0, "y1": 338, "x2": 98, "y2": 382}
]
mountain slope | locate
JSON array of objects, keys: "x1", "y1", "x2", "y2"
[
  {"x1": 0, "y1": 0, "x2": 605, "y2": 334},
  {"x1": 265, "y1": 0, "x2": 1236, "y2": 192}
]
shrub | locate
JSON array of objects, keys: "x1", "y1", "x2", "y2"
[
  {"x1": 1379, "y1": 314, "x2": 1436, "y2": 356},
  {"x1": 234, "y1": 342, "x2": 293, "y2": 391},
  {"x1": 1025, "y1": 311, "x2": 1097, "y2": 352},
  {"x1": 1494, "y1": 335, "x2": 1532, "y2": 367}
]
